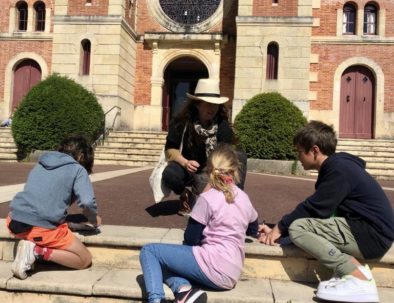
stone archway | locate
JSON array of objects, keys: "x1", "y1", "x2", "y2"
[{"x1": 161, "y1": 56, "x2": 209, "y2": 131}]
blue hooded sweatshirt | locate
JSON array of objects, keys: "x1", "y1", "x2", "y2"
[{"x1": 10, "y1": 151, "x2": 97, "y2": 229}]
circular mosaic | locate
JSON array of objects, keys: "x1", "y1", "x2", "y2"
[{"x1": 159, "y1": 0, "x2": 221, "y2": 25}]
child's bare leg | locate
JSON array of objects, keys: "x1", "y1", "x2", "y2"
[{"x1": 47, "y1": 237, "x2": 92, "y2": 269}]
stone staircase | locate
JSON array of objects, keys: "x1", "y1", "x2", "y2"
[
  {"x1": 0, "y1": 219, "x2": 393, "y2": 302},
  {"x1": 95, "y1": 131, "x2": 394, "y2": 180},
  {"x1": 336, "y1": 139, "x2": 394, "y2": 180},
  {"x1": 2, "y1": 128, "x2": 394, "y2": 180},
  {"x1": 0, "y1": 128, "x2": 18, "y2": 162},
  {"x1": 94, "y1": 131, "x2": 166, "y2": 166}
]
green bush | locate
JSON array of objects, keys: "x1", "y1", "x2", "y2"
[
  {"x1": 234, "y1": 92, "x2": 307, "y2": 160},
  {"x1": 12, "y1": 74, "x2": 104, "y2": 158}
]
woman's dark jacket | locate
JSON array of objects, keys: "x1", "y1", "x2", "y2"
[{"x1": 165, "y1": 120, "x2": 234, "y2": 171}]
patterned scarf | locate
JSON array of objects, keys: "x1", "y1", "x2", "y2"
[{"x1": 194, "y1": 121, "x2": 218, "y2": 157}]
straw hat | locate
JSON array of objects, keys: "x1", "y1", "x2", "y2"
[{"x1": 186, "y1": 78, "x2": 229, "y2": 104}]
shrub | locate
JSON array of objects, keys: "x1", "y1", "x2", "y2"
[
  {"x1": 12, "y1": 74, "x2": 104, "y2": 158},
  {"x1": 234, "y1": 92, "x2": 307, "y2": 160}
]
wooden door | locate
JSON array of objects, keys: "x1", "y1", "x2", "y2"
[
  {"x1": 339, "y1": 66, "x2": 375, "y2": 139},
  {"x1": 12, "y1": 59, "x2": 41, "y2": 109}
]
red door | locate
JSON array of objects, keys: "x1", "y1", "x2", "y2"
[
  {"x1": 12, "y1": 59, "x2": 42, "y2": 109},
  {"x1": 339, "y1": 66, "x2": 375, "y2": 139}
]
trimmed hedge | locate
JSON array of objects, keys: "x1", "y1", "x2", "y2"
[
  {"x1": 12, "y1": 74, "x2": 104, "y2": 158},
  {"x1": 234, "y1": 92, "x2": 307, "y2": 160}
]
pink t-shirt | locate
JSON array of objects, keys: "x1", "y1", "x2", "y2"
[{"x1": 191, "y1": 186, "x2": 258, "y2": 289}]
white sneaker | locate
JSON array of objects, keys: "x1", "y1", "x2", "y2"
[
  {"x1": 316, "y1": 275, "x2": 379, "y2": 302},
  {"x1": 11, "y1": 240, "x2": 36, "y2": 280},
  {"x1": 317, "y1": 275, "x2": 341, "y2": 292}
]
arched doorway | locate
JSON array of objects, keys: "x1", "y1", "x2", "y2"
[
  {"x1": 162, "y1": 57, "x2": 209, "y2": 131},
  {"x1": 12, "y1": 59, "x2": 42, "y2": 109},
  {"x1": 339, "y1": 65, "x2": 375, "y2": 139}
]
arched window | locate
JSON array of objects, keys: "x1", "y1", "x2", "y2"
[
  {"x1": 81, "y1": 39, "x2": 91, "y2": 75},
  {"x1": 34, "y1": 1, "x2": 46, "y2": 31},
  {"x1": 343, "y1": 3, "x2": 356, "y2": 34},
  {"x1": 364, "y1": 3, "x2": 377, "y2": 35},
  {"x1": 266, "y1": 42, "x2": 279, "y2": 80},
  {"x1": 16, "y1": 1, "x2": 28, "y2": 31}
]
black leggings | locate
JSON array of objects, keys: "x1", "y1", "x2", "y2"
[{"x1": 162, "y1": 148, "x2": 247, "y2": 195}]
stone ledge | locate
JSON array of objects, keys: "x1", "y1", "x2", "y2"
[
  {"x1": 1, "y1": 219, "x2": 393, "y2": 264},
  {"x1": 0, "y1": 261, "x2": 393, "y2": 303},
  {"x1": 1, "y1": 219, "x2": 393, "y2": 287}
]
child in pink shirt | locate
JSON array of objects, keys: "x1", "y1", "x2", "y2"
[{"x1": 140, "y1": 144, "x2": 259, "y2": 303}]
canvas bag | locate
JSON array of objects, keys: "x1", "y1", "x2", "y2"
[{"x1": 149, "y1": 126, "x2": 186, "y2": 203}]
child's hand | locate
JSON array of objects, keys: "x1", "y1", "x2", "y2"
[{"x1": 259, "y1": 224, "x2": 281, "y2": 246}]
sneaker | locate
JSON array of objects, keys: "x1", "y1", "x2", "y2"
[
  {"x1": 316, "y1": 275, "x2": 379, "y2": 302},
  {"x1": 317, "y1": 275, "x2": 341, "y2": 292},
  {"x1": 174, "y1": 288, "x2": 207, "y2": 303},
  {"x1": 11, "y1": 240, "x2": 36, "y2": 280}
]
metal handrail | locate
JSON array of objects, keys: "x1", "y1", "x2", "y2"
[{"x1": 93, "y1": 106, "x2": 121, "y2": 147}]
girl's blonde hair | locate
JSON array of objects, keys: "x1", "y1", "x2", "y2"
[{"x1": 207, "y1": 144, "x2": 240, "y2": 203}]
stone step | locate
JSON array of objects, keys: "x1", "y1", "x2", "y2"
[
  {"x1": 100, "y1": 141, "x2": 164, "y2": 149},
  {"x1": 0, "y1": 147, "x2": 17, "y2": 153},
  {"x1": 339, "y1": 150, "x2": 394, "y2": 159},
  {"x1": 0, "y1": 142, "x2": 17, "y2": 148},
  {"x1": 0, "y1": 152, "x2": 18, "y2": 161},
  {"x1": 366, "y1": 163, "x2": 394, "y2": 170},
  {"x1": 95, "y1": 147, "x2": 161, "y2": 155},
  {"x1": 1, "y1": 220, "x2": 393, "y2": 288},
  {"x1": 309, "y1": 168, "x2": 394, "y2": 180},
  {"x1": 338, "y1": 145, "x2": 394, "y2": 152},
  {"x1": 94, "y1": 151, "x2": 159, "y2": 161},
  {"x1": 94, "y1": 159, "x2": 156, "y2": 166},
  {"x1": 0, "y1": 137, "x2": 15, "y2": 143},
  {"x1": 0, "y1": 130, "x2": 13, "y2": 138},
  {"x1": 338, "y1": 139, "x2": 394, "y2": 148},
  {"x1": 106, "y1": 131, "x2": 167, "y2": 139},
  {"x1": 0, "y1": 262, "x2": 393, "y2": 303},
  {"x1": 104, "y1": 137, "x2": 166, "y2": 144}
]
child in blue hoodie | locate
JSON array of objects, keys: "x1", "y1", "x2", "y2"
[
  {"x1": 6, "y1": 135, "x2": 101, "y2": 279},
  {"x1": 259, "y1": 121, "x2": 394, "y2": 303}
]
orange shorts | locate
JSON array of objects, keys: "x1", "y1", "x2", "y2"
[{"x1": 6, "y1": 215, "x2": 75, "y2": 250}]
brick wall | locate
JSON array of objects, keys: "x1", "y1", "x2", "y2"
[
  {"x1": 134, "y1": 43, "x2": 152, "y2": 106},
  {"x1": 124, "y1": 0, "x2": 137, "y2": 30},
  {"x1": 312, "y1": 1, "x2": 341, "y2": 36},
  {"x1": 68, "y1": 0, "x2": 109, "y2": 16},
  {"x1": 253, "y1": 0, "x2": 298, "y2": 17},
  {"x1": 220, "y1": 2, "x2": 238, "y2": 108},
  {"x1": 310, "y1": 44, "x2": 394, "y2": 112}
]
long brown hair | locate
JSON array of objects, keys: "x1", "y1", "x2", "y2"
[{"x1": 173, "y1": 98, "x2": 233, "y2": 148}]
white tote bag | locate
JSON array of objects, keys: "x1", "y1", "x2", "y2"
[{"x1": 149, "y1": 127, "x2": 186, "y2": 203}]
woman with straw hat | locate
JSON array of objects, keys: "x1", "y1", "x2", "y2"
[{"x1": 162, "y1": 78, "x2": 247, "y2": 215}]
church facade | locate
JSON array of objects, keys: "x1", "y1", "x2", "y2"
[{"x1": 1, "y1": 0, "x2": 393, "y2": 139}]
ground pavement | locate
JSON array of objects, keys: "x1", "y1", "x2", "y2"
[{"x1": 0, "y1": 162, "x2": 393, "y2": 228}]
